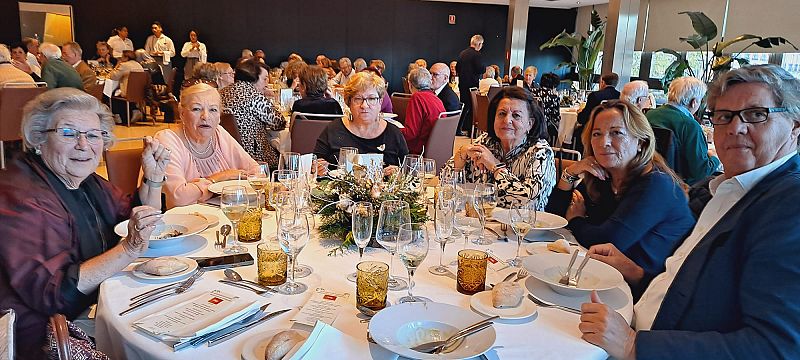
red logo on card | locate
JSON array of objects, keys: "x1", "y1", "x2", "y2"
[
  {"x1": 323, "y1": 295, "x2": 337, "y2": 301},
  {"x1": 208, "y1": 297, "x2": 223, "y2": 304},
  {"x1": 487, "y1": 257, "x2": 498, "y2": 264}
]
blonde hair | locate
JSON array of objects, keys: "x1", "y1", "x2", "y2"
[
  {"x1": 343, "y1": 72, "x2": 385, "y2": 105},
  {"x1": 180, "y1": 83, "x2": 220, "y2": 108}
]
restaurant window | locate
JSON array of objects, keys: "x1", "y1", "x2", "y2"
[
  {"x1": 686, "y1": 51, "x2": 712, "y2": 80},
  {"x1": 781, "y1": 53, "x2": 800, "y2": 78},
  {"x1": 593, "y1": 51, "x2": 604, "y2": 75},
  {"x1": 629, "y1": 51, "x2": 642, "y2": 78},
  {"x1": 730, "y1": 52, "x2": 771, "y2": 69},
  {"x1": 649, "y1": 51, "x2": 677, "y2": 79}
]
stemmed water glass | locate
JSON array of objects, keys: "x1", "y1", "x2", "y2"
[
  {"x1": 277, "y1": 209, "x2": 310, "y2": 295},
  {"x1": 220, "y1": 185, "x2": 249, "y2": 254},
  {"x1": 248, "y1": 162, "x2": 270, "y2": 212},
  {"x1": 509, "y1": 200, "x2": 537, "y2": 267},
  {"x1": 347, "y1": 202, "x2": 374, "y2": 282},
  {"x1": 422, "y1": 158, "x2": 437, "y2": 187},
  {"x1": 278, "y1": 151, "x2": 301, "y2": 172},
  {"x1": 375, "y1": 200, "x2": 410, "y2": 291},
  {"x1": 397, "y1": 223, "x2": 430, "y2": 303},
  {"x1": 471, "y1": 184, "x2": 492, "y2": 245},
  {"x1": 429, "y1": 185, "x2": 455, "y2": 276}
]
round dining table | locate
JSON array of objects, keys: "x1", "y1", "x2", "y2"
[{"x1": 95, "y1": 204, "x2": 632, "y2": 360}]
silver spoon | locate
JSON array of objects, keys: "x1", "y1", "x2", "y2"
[
  {"x1": 220, "y1": 225, "x2": 231, "y2": 248},
  {"x1": 224, "y1": 269, "x2": 275, "y2": 291}
]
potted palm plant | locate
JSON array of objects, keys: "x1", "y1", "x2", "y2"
[{"x1": 539, "y1": 10, "x2": 606, "y2": 91}]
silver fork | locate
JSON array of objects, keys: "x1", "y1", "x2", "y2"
[
  {"x1": 558, "y1": 250, "x2": 580, "y2": 285},
  {"x1": 527, "y1": 294, "x2": 581, "y2": 314},
  {"x1": 514, "y1": 268, "x2": 528, "y2": 282},
  {"x1": 219, "y1": 280, "x2": 271, "y2": 295},
  {"x1": 569, "y1": 254, "x2": 591, "y2": 287},
  {"x1": 214, "y1": 230, "x2": 223, "y2": 250}
]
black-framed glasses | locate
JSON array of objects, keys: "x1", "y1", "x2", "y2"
[
  {"x1": 43, "y1": 127, "x2": 108, "y2": 145},
  {"x1": 705, "y1": 107, "x2": 787, "y2": 125},
  {"x1": 352, "y1": 96, "x2": 381, "y2": 106}
]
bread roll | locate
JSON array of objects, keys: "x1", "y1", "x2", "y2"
[
  {"x1": 546, "y1": 239, "x2": 571, "y2": 254},
  {"x1": 265, "y1": 330, "x2": 305, "y2": 360},
  {"x1": 491, "y1": 281, "x2": 524, "y2": 309},
  {"x1": 138, "y1": 257, "x2": 188, "y2": 276}
]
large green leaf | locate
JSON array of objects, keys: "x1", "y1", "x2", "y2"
[
  {"x1": 539, "y1": 30, "x2": 581, "y2": 50},
  {"x1": 661, "y1": 59, "x2": 690, "y2": 91},
  {"x1": 590, "y1": 9, "x2": 603, "y2": 31},
  {"x1": 554, "y1": 61, "x2": 573, "y2": 70},
  {"x1": 754, "y1": 37, "x2": 799, "y2": 50},
  {"x1": 679, "y1": 11, "x2": 717, "y2": 41},
  {"x1": 713, "y1": 34, "x2": 760, "y2": 56},
  {"x1": 711, "y1": 56, "x2": 734, "y2": 71},
  {"x1": 680, "y1": 34, "x2": 708, "y2": 49}
]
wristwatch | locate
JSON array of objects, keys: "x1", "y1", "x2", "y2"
[
  {"x1": 561, "y1": 168, "x2": 580, "y2": 184},
  {"x1": 144, "y1": 177, "x2": 164, "y2": 187}
]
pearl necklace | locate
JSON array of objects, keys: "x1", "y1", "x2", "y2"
[{"x1": 183, "y1": 127, "x2": 214, "y2": 158}]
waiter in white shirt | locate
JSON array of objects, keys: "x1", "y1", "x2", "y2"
[
  {"x1": 107, "y1": 26, "x2": 134, "y2": 59},
  {"x1": 144, "y1": 21, "x2": 175, "y2": 80}
]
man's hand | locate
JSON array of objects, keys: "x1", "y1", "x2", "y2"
[
  {"x1": 588, "y1": 244, "x2": 644, "y2": 285},
  {"x1": 580, "y1": 291, "x2": 637, "y2": 360}
]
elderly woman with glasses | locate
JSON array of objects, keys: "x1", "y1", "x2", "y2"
[
  {"x1": 0, "y1": 88, "x2": 168, "y2": 359},
  {"x1": 156, "y1": 82, "x2": 259, "y2": 208},
  {"x1": 214, "y1": 62, "x2": 234, "y2": 89},
  {"x1": 546, "y1": 99, "x2": 695, "y2": 277},
  {"x1": 314, "y1": 72, "x2": 409, "y2": 170}
]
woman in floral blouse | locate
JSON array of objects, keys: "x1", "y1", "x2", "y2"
[
  {"x1": 445, "y1": 86, "x2": 556, "y2": 209},
  {"x1": 220, "y1": 58, "x2": 286, "y2": 167}
]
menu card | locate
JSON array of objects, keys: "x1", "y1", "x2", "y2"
[
  {"x1": 132, "y1": 290, "x2": 259, "y2": 341},
  {"x1": 291, "y1": 289, "x2": 349, "y2": 327}
]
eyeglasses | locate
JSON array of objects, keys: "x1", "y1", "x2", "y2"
[
  {"x1": 43, "y1": 127, "x2": 108, "y2": 145},
  {"x1": 431, "y1": 72, "x2": 447, "y2": 78},
  {"x1": 705, "y1": 107, "x2": 787, "y2": 125},
  {"x1": 351, "y1": 96, "x2": 381, "y2": 106}
]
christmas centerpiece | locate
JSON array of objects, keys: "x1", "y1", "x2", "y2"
[{"x1": 312, "y1": 165, "x2": 429, "y2": 256}]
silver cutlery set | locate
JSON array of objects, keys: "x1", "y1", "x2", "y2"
[
  {"x1": 120, "y1": 269, "x2": 206, "y2": 316},
  {"x1": 559, "y1": 249, "x2": 590, "y2": 287}
]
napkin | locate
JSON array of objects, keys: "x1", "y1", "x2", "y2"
[
  {"x1": 355, "y1": 153, "x2": 383, "y2": 168},
  {"x1": 285, "y1": 321, "x2": 378, "y2": 360},
  {"x1": 280, "y1": 89, "x2": 294, "y2": 108},
  {"x1": 162, "y1": 50, "x2": 171, "y2": 64},
  {"x1": 299, "y1": 153, "x2": 315, "y2": 174}
]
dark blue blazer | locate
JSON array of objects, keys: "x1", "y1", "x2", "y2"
[{"x1": 636, "y1": 155, "x2": 800, "y2": 359}]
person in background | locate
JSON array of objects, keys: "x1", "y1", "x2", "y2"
[
  {"x1": 576, "y1": 72, "x2": 621, "y2": 153},
  {"x1": 508, "y1": 65, "x2": 523, "y2": 84},
  {"x1": 109, "y1": 50, "x2": 145, "y2": 123},
  {"x1": 530, "y1": 72, "x2": 562, "y2": 139},
  {"x1": 95, "y1": 41, "x2": 117, "y2": 68},
  {"x1": 144, "y1": 21, "x2": 175, "y2": 76},
  {"x1": 284, "y1": 59, "x2": 307, "y2": 91},
  {"x1": 354, "y1": 58, "x2": 367, "y2": 72},
  {"x1": 646, "y1": 76, "x2": 720, "y2": 185},
  {"x1": 370, "y1": 59, "x2": 386, "y2": 76},
  {"x1": 415, "y1": 58, "x2": 428, "y2": 70},
  {"x1": 332, "y1": 57, "x2": 355, "y2": 86},
  {"x1": 292, "y1": 65, "x2": 343, "y2": 117},
  {"x1": 547, "y1": 99, "x2": 694, "y2": 278},
  {"x1": 491, "y1": 64, "x2": 503, "y2": 83},
  {"x1": 317, "y1": 55, "x2": 337, "y2": 79},
  {"x1": 255, "y1": 50, "x2": 266, "y2": 63},
  {"x1": 401, "y1": 67, "x2": 446, "y2": 154},
  {"x1": 60, "y1": 42, "x2": 97, "y2": 90},
  {"x1": 220, "y1": 58, "x2": 286, "y2": 166},
  {"x1": 213, "y1": 62, "x2": 234, "y2": 90},
  {"x1": 578, "y1": 64, "x2": 800, "y2": 360},
  {"x1": 449, "y1": 61, "x2": 458, "y2": 85},
  {"x1": 287, "y1": 53, "x2": 302, "y2": 63},
  {"x1": 0, "y1": 88, "x2": 168, "y2": 359},
  {"x1": 621, "y1": 80, "x2": 652, "y2": 110},
  {"x1": 181, "y1": 29, "x2": 207, "y2": 80},
  {"x1": 523, "y1": 65, "x2": 538, "y2": 91},
  {"x1": 446, "y1": 86, "x2": 556, "y2": 209},
  {"x1": 314, "y1": 72, "x2": 408, "y2": 168},
  {"x1": 22, "y1": 37, "x2": 42, "y2": 74},
  {"x1": 107, "y1": 26, "x2": 134, "y2": 59},
  {"x1": 156, "y1": 83, "x2": 258, "y2": 208},
  {"x1": 430, "y1": 62, "x2": 460, "y2": 112},
  {"x1": 1, "y1": 44, "x2": 36, "y2": 86},
  {"x1": 238, "y1": 49, "x2": 253, "y2": 64},
  {"x1": 135, "y1": 49, "x2": 165, "y2": 85},
  {"x1": 39, "y1": 43, "x2": 83, "y2": 90},
  {"x1": 478, "y1": 66, "x2": 499, "y2": 96},
  {"x1": 456, "y1": 35, "x2": 484, "y2": 135},
  {"x1": 185, "y1": 63, "x2": 218, "y2": 88}
]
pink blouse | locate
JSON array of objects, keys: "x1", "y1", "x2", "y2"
[{"x1": 155, "y1": 127, "x2": 258, "y2": 208}]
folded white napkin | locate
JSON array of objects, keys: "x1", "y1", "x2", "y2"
[
  {"x1": 286, "y1": 321, "x2": 378, "y2": 360},
  {"x1": 299, "y1": 153, "x2": 315, "y2": 174}
]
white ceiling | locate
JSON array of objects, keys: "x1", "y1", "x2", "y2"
[{"x1": 424, "y1": 0, "x2": 609, "y2": 9}]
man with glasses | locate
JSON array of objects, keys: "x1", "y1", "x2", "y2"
[
  {"x1": 645, "y1": 76, "x2": 720, "y2": 184},
  {"x1": 430, "y1": 62, "x2": 460, "y2": 112},
  {"x1": 578, "y1": 64, "x2": 800, "y2": 359}
]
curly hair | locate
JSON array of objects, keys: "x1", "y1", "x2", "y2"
[{"x1": 22, "y1": 88, "x2": 115, "y2": 151}]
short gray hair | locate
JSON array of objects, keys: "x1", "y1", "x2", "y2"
[
  {"x1": 708, "y1": 64, "x2": 800, "y2": 116},
  {"x1": 484, "y1": 66, "x2": 496, "y2": 79},
  {"x1": 339, "y1": 57, "x2": 352, "y2": 67},
  {"x1": 39, "y1": 43, "x2": 61, "y2": 59},
  {"x1": 0, "y1": 44, "x2": 10, "y2": 62},
  {"x1": 409, "y1": 67, "x2": 432, "y2": 90},
  {"x1": 622, "y1": 80, "x2": 649, "y2": 103},
  {"x1": 668, "y1": 76, "x2": 706, "y2": 107},
  {"x1": 22, "y1": 88, "x2": 115, "y2": 151},
  {"x1": 62, "y1": 41, "x2": 82, "y2": 57},
  {"x1": 354, "y1": 58, "x2": 367, "y2": 71},
  {"x1": 470, "y1": 35, "x2": 484, "y2": 46}
]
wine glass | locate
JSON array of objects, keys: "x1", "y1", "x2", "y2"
[
  {"x1": 471, "y1": 184, "x2": 492, "y2": 245},
  {"x1": 375, "y1": 200, "x2": 410, "y2": 291},
  {"x1": 347, "y1": 202, "x2": 374, "y2": 282},
  {"x1": 509, "y1": 200, "x2": 537, "y2": 267},
  {"x1": 248, "y1": 162, "x2": 270, "y2": 212},
  {"x1": 429, "y1": 185, "x2": 455, "y2": 276},
  {"x1": 302, "y1": 154, "x2": 318, "y2": 188},
  {"x1": 277, "y1": 209, "x2": 309, "y2": 295},
  {"x1": 220, "y1": 185, "x2": 249, "y2": 254},
  {"x1": 402, "y1": 154, "x2": 422, "y2": 170},
  {"x1": 278, "y1": 151, "x2": 301, "y2": 172},
  {"x1": 338, "y1": 147, "x2": 358, "y2": 171},
  {"x1": 422, "y1": 158, "x2": 437, "y2": 187},
  {"x1": 397, "y1": 222, "x2": 430, "y2": 303}
]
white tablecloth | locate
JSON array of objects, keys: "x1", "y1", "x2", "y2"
[
  {"x1": 557, "y1": 109, "x2": 579, "y2": 147},
  {"x1": 95, "y1": 204, "x2": 632, "y2": 360}
]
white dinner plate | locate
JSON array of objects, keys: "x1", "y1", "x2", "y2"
[
  {"x1": 492, "y1": 209, "x2": 568, "y2": 231},
  {"x1": 142, "y1": 235, "x2": 207, "y2": 257},
  {"x1": 114, "y1": 214, "x2": 209, "y2": 248},
  {"x1": 132, "y1": 257, "x2": 198, "y2": 282},
  {"x1": 523, "y1": 229, "x2": 565, "y2": 243},
  {"x1": 525, "y1": 241, "x2": 579, "y2": 256},
  {"x1": 522, "y1": 253, "x2": 624, "y2": 297},
  {"x1": 240, "y1": 329, "x2": 311, "y2": 360},
  {"x1": 207, "y1": 180, "x2": 257, "y2": 195},
  {"x1": 164, "y1": 208, "x2": 220, "y2": 228},
  {"x1": 470, "y1": 290, "x2": 537, "y2": 320},
  {"x1": 369, "y1": 302, "x2": 496, "y2": 359},
  {"x1": 381, "y1": 113, "x2": 399, "y2": 119}
]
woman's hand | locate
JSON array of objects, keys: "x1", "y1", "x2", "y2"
[
  {"x1": 588, "y1": 244, "x2": 644, "y2": 285},
  {"x1": 316, "y1": 159, "x2": 330, "y2": 176},
  {"x1": 141, "y1": 136, "x2": 170, "y2": 183},
  {"x1": 580, "y1": 291, "x2": 637, "y2": 360},
  {"x1": 464, "y1": 144, "x2": 500, "y2": 172},
  {"x1": 383, "y1": 165, "x2": 399, "y2": 177},
  {"x1": 565, "y1": 190, "x2": 586, "y2": 220},
  {"x1": 124, "y1": 206, "x2": 163, "y2": 257},
  {"x1": 11, "y1": 59, "x2": 32, "y2": 74},
  {"x1": 208, "y1": 169, "x2": 247, "y2": 183},
  {"x1": 566, "y1": 156, "x2": 608, "y2": 181}
]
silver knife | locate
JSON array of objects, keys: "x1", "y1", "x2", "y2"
[
  {"x1": 173, "y1": 303, "x2": 271, "y2": 351},
  {"x1": 120, "y1": 275, "x2": 198, "y2": 316},
  {"x1": 130, "y1": 269, "x2": 205, "y2": 303},
  {"x1": 207, "y1": 308, "x2": 291, "y2": 346}
]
